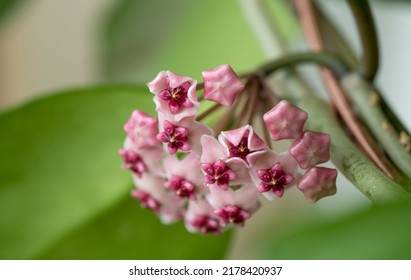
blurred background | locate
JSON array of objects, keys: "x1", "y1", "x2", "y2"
[{"x1": 1, "y1": 0, "x2": 411, "y2": 259}]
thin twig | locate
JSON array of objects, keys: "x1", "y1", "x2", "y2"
[
  {"x1": 258, "y1": 74, "x2": 280, "y2": 106},
  {"x1": 259, "y1": 101, "x2": 273, "y2": 150},
  {"x1": 294, "y1": 0, "x2": 397, "y2": 179},
  {"x1": 234, "y1": 84, "x2": 254, "y2": 128},
  {"x1": 347, "y1": 0, "x2": 379, "y2": 81},
  {"x1": 196, "y1": 103, "x2": 222, "y2": 122},
  {"x1": 245, "y1": 78, "x2": 261, "y2": 126},
  {"x1": 212, "y1": 99, "x2": 239, "y2": 136},
  {"x1": 314, "y1": 2, "x2": 358, "y2": 69}
]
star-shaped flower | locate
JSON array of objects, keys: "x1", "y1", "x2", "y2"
[
  {"x1": 263, "y1": 100, "x2": 307, "y2": 140},
  {"x1": 132, "y1": 173, "x2": 184, "y2": 224},
  {"x1": 147, "y1": 71, "x2": 199, "y2": 121},
  {"x1": 208, "y1": 185, "x2": 259, "y2": 227},
  {"x1": 157, "y1": 114, "x2": 212, "y2": 155},
  {"x1": 200, "y1": 134, "x2": 251, "y2": 185},
  {"x1": 120, "y1": 137, "x2": 165, "y2": 177},
  {"x1": 218, "y1": 125, "x2": 267, "y2": 165},
  {"x1": 256, "y1": 162, "x2": 294, "y2": 198},
  {"x1": 124, "y1": 110, "x2": 159, "y2": 149},
  {"x1": 185, "y1": 199, "x2": 221, "y2": 235},
  {"x1": 163, "y1": 153, "x2": 205, "y2": 200},
  {"x1": 248, "y1": 150, "x2": 300, "y2": 200},
  {"x1": 297, "y1": 167, "x2": 337, "y2": 203},
  {"x1": 289, "y1": 131, "x2": 331, "y2": 169},
  {"x1": 202, "y1": 64, "x2": 245, "y2": 106}
]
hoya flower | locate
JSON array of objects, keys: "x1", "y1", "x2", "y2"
[
  {"x1": 119, "y1": 137, "x2": 165, "y2": 177},
  {"x1": 124, "y1": 110, "x2": 159, "y2": 149},
  {"x1": 297, "y1": 167, "x2": 337, "y2": 203},
  {"x1": 132, "y1": 173, "x2": 184, "y2": 224},
  {"x1": 218, "y1": 125, "x2": 267, "y2": 164},
  {"x1": 289, "y1": 130, "x2": 331, "y2": 169},
  {"x1": 200, "y1": 134, "x2": 251, "y2": 189},
  {"x1": 147, "y1": 71, "x2": 199, "y2": 121},
  {"x1": 121, "y1": 64, "x2": 338, "y2": 234},
  {"x1": 185, "y1": 199, "x2": 222, "y2": 235},
  {"x1": 163, "y1": 153, "x2": 205, "y2": 200},
  {"x1": 202, "y1": 64, "x2": 245, "y2": 106},
  {"x1": 157, "y1": 113, "x2": 212, "y2": 155},
  {"x1": 208, "y1": 185, "x2": 260, "y2": 227},
  {"x1": 263, "y1": 100, "x2": 308, "y2": 140},
  {"x1": 249, "y1": 150, "x2": 300, "y2": 200}
]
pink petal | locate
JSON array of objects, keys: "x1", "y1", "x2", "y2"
[
  {"x1": 200, "y1": 135, "x2": 228, "y2": 162},
  {"x1": 147, "y1": 71, "x2": 168, "y2": 94}
]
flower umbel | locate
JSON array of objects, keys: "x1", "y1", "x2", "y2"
[{"x1": 121, "y1": 65, "x2": 337, "y2": 234}]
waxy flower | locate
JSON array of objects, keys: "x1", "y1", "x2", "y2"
[
  {"x1": 120, "y1": 64, "x2": 337, "y2": 234},
  {"x1": 147, "y1": 71, "x2": 199, "y2": 121},
  {"x1": 124, "y1": 110, "x2": 159, "y2": 149},
  {"x1": 249, "y1": 150, "x2": 299, "y2": 200},
  {"x1": 208, "y1": 185, "x2": 259, "y2": 227}
]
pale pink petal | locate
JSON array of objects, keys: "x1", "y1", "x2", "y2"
[
  {"x1": 207, "y1": 185, "x2": 259, "y2": 212},
  {"x1": 167, "y1": 71, "x2": 193, "y2": 89},
  {"x1": 208, "y1": 185, "x2": 259, "y2": 227},
  {"x1": 200, "y1": 135, "x2": 228, "y2": 162},
  {"x1": 123, "y1": 137, "x2": 165, "y2": 177},
  {"x1": 181, "y1": 118, "x2": 213, "y2": 155},
  {"x1": 184, "y1": 199, "x2": 221, "y2": 235},
  {"x1": 146, "y1": 71, "x2": 168, "y2": 94},
  {"x1": 225, "y1": 157, "x2": 253, "y2": 185},
  {"x1": 163, "y1": 153, "x2": 206, "y2": 198},
  {"x1": 132, "y1": 173, "x2": 185, "y2": 224},
  {"x1": 220, "y1": 125, "x2": 249, "y2": 147}
]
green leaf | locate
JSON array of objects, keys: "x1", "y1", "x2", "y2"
[
  {"x1": 260, "y1": 202, "x2": 411, "y2": 259},
  {"x1": 103, "y1": 0, "x2": 265, "y2": 82},
  {"x1": 0, "y1": 86, "x2": 231, "y2": 259},
  {"x1": 38, "y1": 194, "x2": 230, "y2": 259},
  {"x1": 0, "y1": 0, "x2": 23, "y2": 23}
]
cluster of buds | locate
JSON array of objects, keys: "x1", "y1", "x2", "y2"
[{"x1": 120, "y1": 64, "x2": 337, "y2": 235}]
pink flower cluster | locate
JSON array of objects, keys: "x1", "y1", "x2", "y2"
[{"x1": 120, "y1": 64, "x2": 337, "y2": 234}]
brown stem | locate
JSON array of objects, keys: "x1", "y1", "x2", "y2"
[
  {"x1": 259, "y1": 101, "x2": 273, "y2": 149},
  {"x1": 212, "y1": 99, "x2": 238, "y2": 136},
  {"x1": 258, "y1": 75, "x2": 280, "y2": 106},
  {"x1": 196, "y1": 103, "x2": 222, "y2": 122},
  {"x1": 294, "y1": 0, "x2": 396, "y2": 179},
  {"x1": 234, "y1": 83, "x2": 254, "y2": 128},
  {"x1": 245, "y1": 78, "x2": 261, "y2": 126}
]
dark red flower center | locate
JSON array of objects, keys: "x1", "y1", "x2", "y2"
[
  {"x1": 119, "y1": 149, "x2": 146, "y2": 177},
  {"x1": 158, "y1": 81, "x2": 192, "y2": 114}
]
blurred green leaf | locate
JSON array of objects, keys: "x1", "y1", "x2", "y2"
[
  {"x1": 261, "y1": 202, "x2": 411, "y2": 259},
  {"x1": 103, "y1": 0, "x2": 265, "y2": 82},
  {"x1": 0, "y1": 86, "x2": 231, "y2": 259},
  {"x1": 39, "y1": 194, "x2": 230, "y2": 259},
  {"x1": 0, "y1": 0, "x2": 23, "y2": 23}
]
